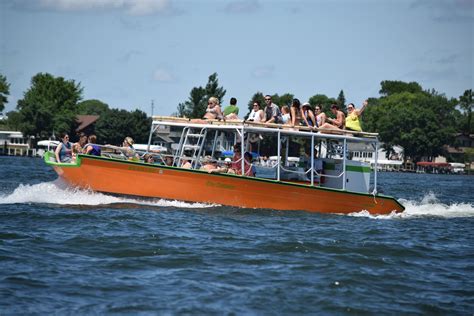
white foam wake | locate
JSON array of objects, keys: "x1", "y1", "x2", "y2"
[
  {"x1": 349, "y1": 192, "x2": 474, "y2": 219},
  {"x1": 0, "y1": 181, "x2": 214, "y2": 209}
]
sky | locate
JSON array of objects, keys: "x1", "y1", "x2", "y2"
[{"x1": 1, "y1": 0, "x2": 473, "y2": 116}]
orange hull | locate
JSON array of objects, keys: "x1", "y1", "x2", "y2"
[{"x1": 48, "y1": 155, "x2": 404, "y2": 215}]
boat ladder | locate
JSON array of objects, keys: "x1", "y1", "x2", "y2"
[{"x1": 175, "y1": 127, "x2": 208, "y2": 168}]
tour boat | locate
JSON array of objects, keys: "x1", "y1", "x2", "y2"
[{"x1": 44, "y1": 116, "x2": 405, "y2": 214}]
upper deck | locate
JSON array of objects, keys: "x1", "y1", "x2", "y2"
[{"x1": 151, "y1": 116, "x2": 379, "y2": 144}]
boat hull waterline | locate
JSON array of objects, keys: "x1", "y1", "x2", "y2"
[{"x1": 46, "y1": 154, "x2": 404, "y2": 215}]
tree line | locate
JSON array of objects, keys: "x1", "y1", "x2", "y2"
[
  {"x1": 0, "y1": 72, "x2": 472, "y2": 162},
  {"x1": 174, "y1": 73, "x2": 473, "y2": 163},
  {"x1": 0, "y1": 73, "x2": 151, "y2": 145}
]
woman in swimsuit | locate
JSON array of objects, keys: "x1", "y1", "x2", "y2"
[
  {"x1": 314, "y1": 104, "x2": 327, "y2": 127},
  {"x1": 203, "y1": 96, "x2": 224, "y2": 120}
]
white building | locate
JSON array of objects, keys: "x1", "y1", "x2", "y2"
[
  {"x1": 0, "y1": 131, "x2": 32, "y2": 156},
  {"x1": 349, "y1": 143, "x2": 404, "y2": 171}
]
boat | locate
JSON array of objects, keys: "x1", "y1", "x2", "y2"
[
  {"x1": 36, "y1": 140, "x2": 60, "y2": 157},
  {"x1": 43, "y1": 116, "x2": 405, "y2": 214}
]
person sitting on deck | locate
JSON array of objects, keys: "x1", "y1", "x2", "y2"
[
  {"x1": 223, "y1": 97, "x2": 239, "y2": 120},
  {"x1": 106, "y1": 136, "x2": 139, "y2": 160},
  {"x1": 314, "y1": 104, "x2": 327, "y2": 127},
  {"x1": 345, "y1": 100, "x2": 368, "y2": 132},
  {"x1": 73, "y1": 133, "x2": 88, "y2": 157},
  {"x1": 247, "y1": 100, "x2": 264, "y2": 122},
  {"x1": 281, "y1": 105, "x2": 291, "y2": 124},
  {"x1": 301, "y1": 102, "x2": 317, "y2": 128},
  {"x1": 200, "y1": 156, "x2": 220, "y2": 173},
  {"x1": 203, "y1": 97, "x2": 224, "y2": 120},
  {"x1": 55, "y1": 132, "x2": 73, "y2": 163},
  {"x1": 243, "y1": 152, "x2": 256, "y2": 177},
  {"x1": 263, "y1": 95, "x2": 283, "y2": 124},
  {"x1": 319, "y1": 104, "x2": 345, "y2": 130},
  {"x1": 143, "y1": 153, "x2": 155, "y2": 164},
  {"x1": 181, "y1": 159, "x2": 192, "y2": 169},
  {"x1": 230, "y1": 145, "x2": 255, "y2": 176},
  {"x1": 290, "y1": 98, "x2": 303, "y2": 126},
  {"x1": 83, "y1": 135, "x2": 101, "y2": 156}
]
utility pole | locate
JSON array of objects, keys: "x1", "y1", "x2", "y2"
[{"x1": 151, "y1": 99, "x2": 155, "y2": 117}]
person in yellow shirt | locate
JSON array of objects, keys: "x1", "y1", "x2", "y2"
[{"x1": 345, "y1": 100, "x2": 368, "y2": 132}]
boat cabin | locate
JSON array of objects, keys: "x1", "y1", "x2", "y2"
[{"x1": 143, "y1": 117, "x2": 381, "y2": 194}]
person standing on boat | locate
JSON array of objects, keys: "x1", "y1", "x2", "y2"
[
  {"x1": 345, "y1": 100, "x2": 368, "y2": 132},
  {"x1": 319, "y1": 104, "x2": 345, "y2": 130},
  {"x1": 55, "y1": 132, "x2": 73, "y2": 163},
  {"x1": 223, "y1": 97, "x2": 239, "y2": 120},
  {"x1": 83, "y1": 135, "x2": 101, "y2": 156},
  {"x1": 203, "y1": 97, "x2": 224, "y2": 120},
  {"x1": 302, "y1": 102, "x2": 317, "y2": 128},
  {"x1": 247, "y1": 101, "x2": 264, "y2": 122},
  {"x1": 263, "y1": 95, "x2": 283, "y2": 124}
]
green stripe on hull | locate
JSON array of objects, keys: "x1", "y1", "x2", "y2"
[{"x1": 324, "y1": 163, "x2": 371, "y2": 173}]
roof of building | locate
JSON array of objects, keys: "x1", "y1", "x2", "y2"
[{"x1": 76, "y1": 115, "x2": 99, "y2": 132}]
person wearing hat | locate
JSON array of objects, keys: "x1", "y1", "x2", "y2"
[{"x1": 302, "y1": 102, "x2": 317, "y2": 128}]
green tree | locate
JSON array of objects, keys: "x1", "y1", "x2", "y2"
[
  {"x1": 459, "y1": 89, "x2": 473, "y2": 134},
  {"x1": 0, "y1": 74, "x2": 10, "y2": 113},
  {"x1": 177, "y1": 86, "x2": 206, "y2": 118},
  {"x1": 176, "y1": 73, "x2": 226, "y2": 118},
  {"x1": 274, "y1": 93, "x2": 294, "y2": 108},
  {"x1": 379, "y1": 80, "x2": 423, "y2": 97},
  {"x1": 15, "y1": 73, "x2": 82, "y2": 138},
  {"x1": 5, "y1": 111, "x2": 23, "y2": 130},
  {"x1": 77, "y1": 99, "x2": 110, "y2": 116},
  {"x1": 336, "y1": 90, "x2": 346, "y2": 112},
  {"x1": 364, "y1": 85, "x2": 457, "y2": 162},
  {"x1": 308, "y1": 94, "x2": 336, "y2": 115},
  {"x1": 95, "y1": 108, "x2": 151, "y2": 145},
  {"x1": 204, "y1": 73, "x2": 226, "y2": 105}
]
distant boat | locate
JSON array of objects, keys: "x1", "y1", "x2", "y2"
[
  {"x1": 36, "y1": 140, "x2": 60, "y2": 157},
  {"x1": 133, "y1": 144, "x2": 167, "y2": 152}
]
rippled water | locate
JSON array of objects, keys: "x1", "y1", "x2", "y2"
[{"x1": 1, "y1": 156, "x2": 473, "y2": 314}]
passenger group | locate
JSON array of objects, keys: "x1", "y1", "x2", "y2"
[
  {"x1": 55, "y1": 95, "x2": 368, "y2": 179},
  {"x1": 206, "y1": 95, "x2": 368, "y2": 132}
]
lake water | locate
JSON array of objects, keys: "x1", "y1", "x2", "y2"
[{"x1": 1, "y1": 156, "x2": 473, "y2": 314}]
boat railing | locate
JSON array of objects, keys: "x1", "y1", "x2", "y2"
[
  {"x1": 148, "y1": 116, "x2": 379, "y2": 192},
  {"x1": 277, "y1": 162, "x2": 345, "y2": 185}
]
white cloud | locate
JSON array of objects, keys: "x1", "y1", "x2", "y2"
[
  {"x1": 252, "y1": 65, "x2": 275, "y2": 78},
  {"x1": 36, "y1": 0, "x2": 171, "y2": 15},
  {"x1": 153, "y1": 68, "x2": 175, "y2": 82}
]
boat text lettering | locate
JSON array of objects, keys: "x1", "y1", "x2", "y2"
[{"x1": 206, "y1": 180, "x2": 234, "y2": 190}]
